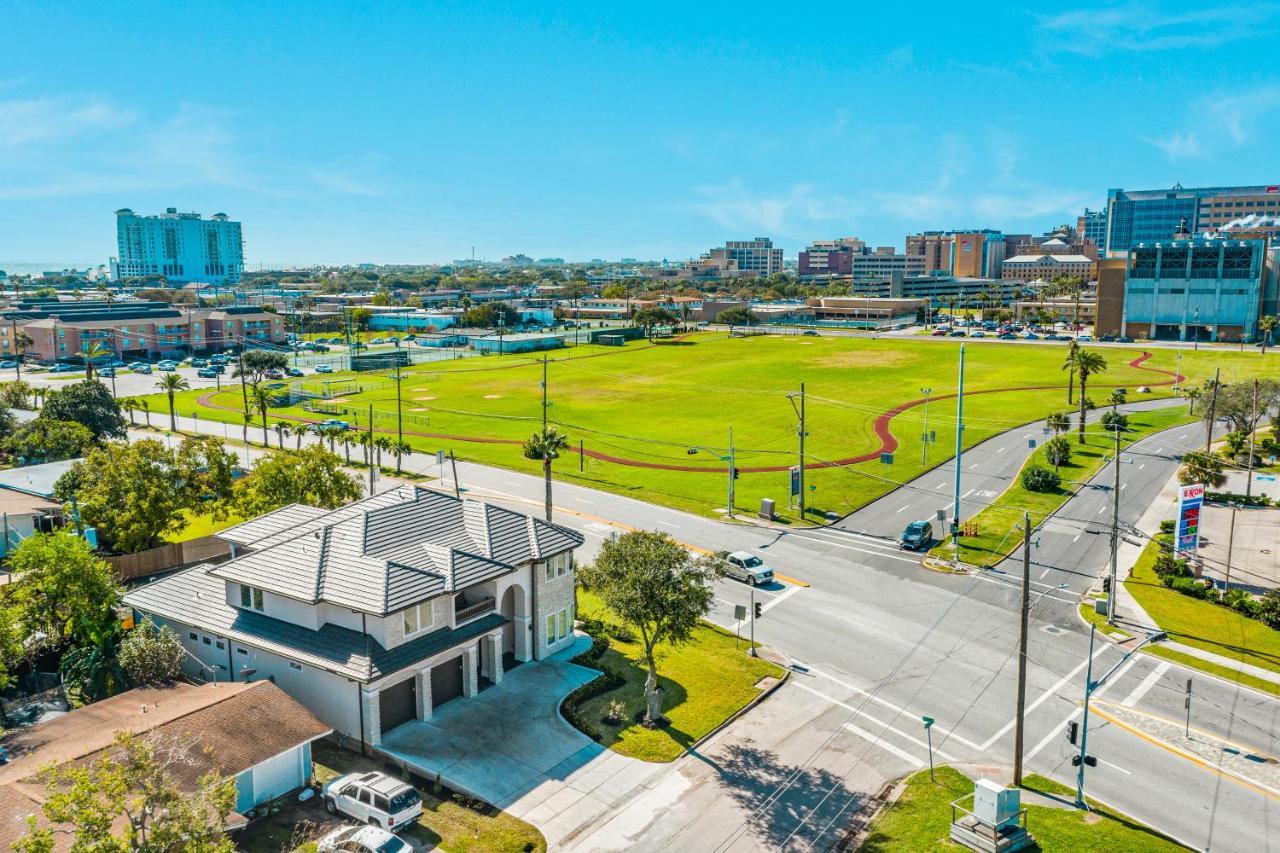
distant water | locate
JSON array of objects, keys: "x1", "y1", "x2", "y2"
[{"x1": 0, "y1": 261, "x2": 102, "y2": 276}]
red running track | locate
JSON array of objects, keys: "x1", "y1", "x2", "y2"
[{"x1": 197, "y1": 351, "x2": 1185, "y2": 475}]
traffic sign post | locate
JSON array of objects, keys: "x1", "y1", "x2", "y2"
[
  {"x1": 922, "y1": 716, "x2": 935, "y2": 781},
  {"x1": 1185, "y1": 678, "x2": 1192, "y2": 738}
]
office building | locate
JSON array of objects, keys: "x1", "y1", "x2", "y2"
[
  {"x1": 1103, "y1": 184, "x2": 1280, "y2": 256},
  {"x1": 114, "y1": 207, "x2": 244, "y2": 284},
  {"x1": 1094, "y1": 237, "x2": 1271, "y2": 342},
  {"x1": 1077, "y1": 208, "x2": 1107, "y2": 252},
  {"x1": 906, "y1": 230, "x2": 1020, "y2": 279},
  {"x1": 905, "y1": 232, "x2": 952, "y2": 276},
  {"x1": 1001, "y1": 254, "x2": 1097, "y2": 283},
  {"x1": 799, "y1": 238, "x2": 924, "y2": 280},
  {"x1": 685, "y1": 238, "x2": 784, "y2": 278}
]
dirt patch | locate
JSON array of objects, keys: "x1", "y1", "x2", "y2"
[
  {"x1": 415, "y1": 395, "x2": 436, "y2": 401},
  {"x1": 483, "y1": 394, "x2": 502, "y2": 399},
  {"x1": 815, "y1": 348, "x2": 913, "y2": 370},
  {"x1": 411, "y1": 407, "x2": 430, "y2": 412},
  {"x1": 327, "y1": 397, "x2": 351, "y2": 404}
]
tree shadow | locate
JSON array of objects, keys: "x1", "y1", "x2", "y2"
[{"x1": 713, "y1": 743, "x2": 866, "y2": 849}]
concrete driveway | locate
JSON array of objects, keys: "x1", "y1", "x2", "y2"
[{"x1": 378, "y1": 637, "x2": 665, "y2": 849}]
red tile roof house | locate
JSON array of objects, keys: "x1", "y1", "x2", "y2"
[
  {"x1": 0, "y1": 680, "x2": 331, "y2": 850},
  {"x1": 123, "y1": 485, "x2": 583, "y2": 750}
]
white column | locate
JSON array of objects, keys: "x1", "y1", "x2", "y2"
[
  {"x1": 362, "y1": 688, "x2": 382, "y2": 746},
  {"x1": 462, "y1": 647, "x2": 479, "y2": 698},
  {"x1": 485, "y1": 633, "x2": 504, "y2": 686},
  {"x1": 415, "y1": 666, "x2": 433, "y2": 722}
]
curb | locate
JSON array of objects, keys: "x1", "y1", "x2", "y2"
[
  {"x1": 679, "y1": 653, "x2": 793, "y2": 759},
  {"x1": 834, "y1": 779, "x2": 901, "y2": 851},
  {"x1": 921, "y1": 556, "x2": 971, "y2": 575}
]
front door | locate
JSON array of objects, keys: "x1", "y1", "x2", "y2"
[{"x1": 379, "y1": 677, "x2": 416, "y2": 734}]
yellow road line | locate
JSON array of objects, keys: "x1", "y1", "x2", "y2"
[
  {"x1": 1093, "y1": 699, "x2": 1280, "y2": 762},
  {"x1": 1088, "y1": 703, "x2": 1280, "y2": 801}
]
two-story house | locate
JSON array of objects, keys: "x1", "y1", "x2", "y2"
[{"x1": 123, "y1": 485, "x2": 583, "y2": 748}]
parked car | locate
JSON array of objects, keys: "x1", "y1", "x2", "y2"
[
  {"x1": 197, "y1": 368, "x2": 218, "y2": 378},
  {"x1": 316, "y1": 825, "x2": 411, "y2": 853},
  {"x1": 315, "y1": 363, "x2": 334, "y2": 373},
  {"x1": 949, "y1": 330, "x2": 966, "y2": 337},
  {"x1": 1117, "y1": 335, "x2": 1134, "y2": 343},
  {"x1": 1098, "y1": 335, "x2": 1116, "y2": 343},
  {"x1": 286, "y1": 367, "x2": 305, "y2": 377},
  {"x1": 191, "y1": 358, "x2": 209, "y2": 367},
  {"x1": 133, "y1": 364, "x2": 153, "y2": 374},
  {"x1": 970, "y1": 330, "x2": 986, "y2": 338},
  {"x1": 900, "y1": 519, "x2": 933, "y2": 551},
  {"x1": 802, "y1": 330, "x2": 820, "y2": 337},
  {"x1": 313, "y1": 344, "x2": 331, "y2": 353},
  {"x1": 157, "y1": 360, "x2": 178, "y2": 371},
  {"x1": 311, "y1": 418, "x2": 350, "y2": 432},
  {"x1": 0, "y1": 360, "x2": 17, "y2": 369},
  {"x1": 50, "y1": 363, "x2": 79, "y2": 373},
  {"x1": 1076, "y1": 334, "x2": 1093, "y2": 342},
  {"x1": 998, "y1": 332, "x2": 1017, "y2": 340},
  {"x1": 98, "y1": 367, "x2": 115, "y2": 377},
  {"x1": 322, "y1": 772, "x2": 423, "y2": 830},
  {"x1": 723, "y1": 551, "x2": 774, "y2": 586},
  {"x1": 931, "y1": 328, "x2": 948, "y2": 336},
  {"x1": 1023, "y1": 333, "x2": 1039, "y2": 340},
  {"x1": 264, "y1": 369, "x2": 285, "y2": 380}
]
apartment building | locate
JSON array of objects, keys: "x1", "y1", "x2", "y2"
[
  {"x1": 798, "y1": 238, "x2": 924, "y2": 280},
  {"x1": 685, "y1": 238, "x2": 784, "y2": 278},
  {"x1": 1000, "y1": 254, "x2": 1097, "y2": 283},
  {"x1": 114, "y1": 207, "x2": 244, "y2": 284}
]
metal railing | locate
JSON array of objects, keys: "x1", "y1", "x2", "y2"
[{"x1": 455, "y1": 596, "x2": 496, "y2": 623}]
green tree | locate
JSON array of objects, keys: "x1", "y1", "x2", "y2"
[
  {"x1": 13, "y1": 731, "x2": 237, "y2": 853},
  {"x1": 1108, "y1": 388, "x2": 1127, "y2": 410},
  {"x1": 233, "y1": 349, "x2": 290, "y2": 389},
  {"x1": 1205, "y1": 380, "x2": 1280, "y2": 435},
  {"x1": 1179, "y1": 450, "x2": 1227, "y2": 488},
  {"x1": 79, "y1": 340, "x2": 112, "y2": 381},
  {"x1": 5, "y1": 419, "x2": 94, "y2": 463},
  {"x1": 1070, "y1": 349, "x2": 1108, "y2": 444},
  {"x1": 717, "y1": 306, "x2": 756, "y2": 333},
  {"x1": 1061, "y1": 339, "x2": 1079, "y2": 405},
  {"x1": 1044, "y1": 436, "x2": 1072, "y2": 470},
  {"x1": 60, "y1": 621, "x2": 125, "y2": 702},
  {"x1": 394, "y1": 440, "x2": 412, "y2": 475},
  {"x1": 118, "y1": 618, "x2": 185, "y2": 686},
  {"x1": 56, "y1": 438, "x2": 235, "y2": 553},
  {"x1": 6, "y1": 531, "x2": 121, "y2": 653},
  {"x1": 155, "y1": 373, "x2": 190, "y2": 432},
  {"x1": 1259, "y1": 315, "x2": 1277, "y2": 354},
  {"x1": 1185, "y1": 387, "x2": 1203, "y2": 415},
  {"x1": 1223, "y1": 431, "x2": 1248, "y2": 462},
  {"x1": 1100, "y1": 410, "x2": 1130, "y2": 432},
  {"x1": 120, "y1": 396, "x2": 139, "y2": 426},
  {"x1": 1020, "y1": 464, "x2": 1061, "y2": 492},
  {"x1": 0, "y1": 379, "x2": 33, "y2": 409},
  {"x1": 39, "y1": 380, "x2": 126, "y2": 440},
  {"x1": 235, "y1": 446, "x2": 362, "y2": 516},
  {"x1": 631, "y1": 307, "x2": 679, "y2": 341},
  {"x1": 578, "y1": 531, "x2": 719, "y2": 724},
  {"x1": 1046, "y1": 410, "x2": 1070, "y2": 435},
  {"x1": 522, "y1": 427, "x2": 571, "y2": 522},
  {"x1": 601, "y1": 283, "x2": 627, "y2": 299},
  {"x1": 249, "y1": 384, "x2": 274, "y2": 445},
  {"x1": 13, "y1": 328, "x2": 33, "y2": 382}
]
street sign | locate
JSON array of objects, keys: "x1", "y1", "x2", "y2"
[
  {"x1": 880, "y1": 452, "x2": 893, "y2": 465},
  {"x1": 1176, "y1": 483, "x2": 1205, "y2": 553},
  {"x1": 921, "y1": 715, "x2": 934, "y2": 729},
  {"x1": 734, "y1": 604, "x2": 747, "y2": 621},
  {"x1": 436, "y1": 450, "x2": 446, "y2": 465},
  {"x1": 789, "y1": 466, "x2": 801, "y2": 497}
]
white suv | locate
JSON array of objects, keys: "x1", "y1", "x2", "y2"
[
  {"x1": 323, "y1": 772, "x2": 423, "y2": 830},
  {"x1": 724, "y1": 551, "x2": 775, "y2": 586}
]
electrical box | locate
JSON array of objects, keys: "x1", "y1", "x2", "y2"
[
  {"x1": 759, "y1": 498, "x2": 775, "y2": 520},
  {"x1": 972, "y1": 778, "x2": 1020, "y2": 829},
  {"x1": 1094, "y1": 597, "x2": 1110, "y2": 616}
]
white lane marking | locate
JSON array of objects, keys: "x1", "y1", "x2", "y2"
[
  {"x1": 1098, "y1": 506, "x2": 1107, "y2": 514},
  {"x1": 981, "y1": 642, "x2": 1112, "y2": 750},
  {"x1": 1098, "y1": 757, "x2": 1132, "y2": 775},
  {"x1": 1039, "y1": 568, "x2": 1051, "y2": 579},
  {"x1": 843, "y1": 720, "x2": 927, "y2": 767},
  {"x1": 1121, "y1": 483, "x2": 1128, "y2": 490},
  {"x1": 968, "y1": 572, "x2": 1077, "y2": 605},
  {"x1": 795, "y1": 682, "x2": 955, "y2": 764},
  {"x1": 788, "y1": 532, "x2": 922, "y2": 564},
  {"x1": 761, "y1": 586, "x2": 801, "y2": 614},
  {"x1": 896, "y1": 506, "x2": 908, "y2": 513},
  {"x1": 1121, "y1": 661, "x2": 1171, "y2": 707},
  {"x1": 1073, "y1": 532, "x2": 1082, "y2": 542},
  {"x1": 997, "y1": 446, "x2": 1007, "y2": 453},
  {"x1": 962, "y1": 489, "x2": 976, "y2": 499},
  {"x1": 1138, "y1": 463, "x2": 1145, "y2": 470},
  {"x1": 936, "y1": 482, "x2": 948, "y2": 490},
  {"x1": 969, "y1": 463, "x2": 979, "y2": 469}
]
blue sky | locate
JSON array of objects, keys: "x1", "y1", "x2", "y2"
[{"x1": 3, "y1": 1, "x2": 1280, "y2": 267}]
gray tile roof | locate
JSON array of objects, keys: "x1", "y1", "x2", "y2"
[
  {"x1": 206, "y1": 486, "x2": 582, "y2": 616},
  {"x1": 123, "y1": 565, "x2": 506, "y2": 682}
]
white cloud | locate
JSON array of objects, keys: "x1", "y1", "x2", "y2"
[
  {"x1": 691, "y1": 180, "x2": 861, "y2": 235},
  {"x1": 0, "y1": 95, "x2": 135, "y2": 147},
  {"x1": 1034, "y1": 3, "x2": 1279, "y2": 54},
  {"x1": 1142, "y1": 84, "x2": 1280, "y2": 161},
  {"x1": 1144, "y1": 131, "x2": 1204, "y2": 160}
]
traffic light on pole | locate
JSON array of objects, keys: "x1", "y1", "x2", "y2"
[
  {"x1": 1066, "y1": 721, "x2": 1079, "y2": 745},
  {"x1": 753, "y1": 601, "x2": 762, "y2": 620}
]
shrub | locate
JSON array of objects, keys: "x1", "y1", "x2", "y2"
[
  {"x1": 1044, "y1": 436, "x2": 1072, "y2": 468},
  {"x1": 1159, "y1": 519, "x2": 1176, "y2": 535},
  {"x1": 1100, "y1": 411, "x2": 1130, "y2": 432},
  {"x1": 603, "y1": 699, "x2": 627, "y2": 724},
  {"x1": 1258, "y1": 590, "x2": 1280, "y2": 630},
  {"x1": 1020, "y1": 464, "x2": 1061, "y2": 493},
  {"x1": 1170, "y1": 577, "x2": 1209, "y2": 599}
]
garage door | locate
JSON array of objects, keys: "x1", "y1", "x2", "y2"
[
  {"x1": 431, "y1": 656, "x2": 464, "y2": 708},
  {"x1": 252, "y1": 747, "x2": 301, "y2": 805},
  {"x1": 379, "y1": 677, "x2": 416, "y2": 734}
]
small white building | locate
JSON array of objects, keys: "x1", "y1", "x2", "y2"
[{"x1": 124, "y1": 485, "x2": 583, "y2": 748}]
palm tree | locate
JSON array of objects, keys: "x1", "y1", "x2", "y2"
[
  {"x1": 249, "y1": 385, "x2": 274, "y2": 445},
  {"x1": 12, "y1": 329, "x2": 32, "y2": 382},
  {"x1": 340, "y1": 431, "x2": 354, "y2": 464},
  {"x1": 155, "y1": 373, "x2": 190, "y2": 432},
  {"x1": 1072, "y1": 349, "x2": 1108, "y2": 444},
  {"x1": 356, "y1": 430, "x2": 372, "y2": 462},
  {"x1": 120, "y1": 397, "x2": 138, "y2": 426},
  {"x1": 1259, "y1": 315, "x2": 1277, "y2": 354},
  {"x1": 1185, "y1": 387, "x2": 1203, "y2": 415},
  {"x1": 1046, "y1": 410, "x2": 1070, "y2": 435},
  {"x1": 1108, "y1": 388, "x2": 1127, "y2": 411},
  {"x1": 80, "y1": 340, "x2": 110, "y2": 380},
  {"x1": 274, "y1": 422, "x2": 291, "y2": 450},
  {"x1": 296, "y1": 425, "x2": 306, "y2": 451},
  {"x1": 140, "y1": 399, "x2": 151, "y2": 428},
  {"x1": 394, "y1": 441, "x2": 412, "y2": 475},
  {"x1": 1223, "y1": 431, "x2": 1248, "y2": 462},
  {"x1": 523, "y1": 427, "x2": 571, "y2": 522},
  {"x1": 374, "y1": 435, "x2": 393, "y2": 468},
  {"x1": 1062, "y1": 339, "x2": 1079, "y2": 405}
]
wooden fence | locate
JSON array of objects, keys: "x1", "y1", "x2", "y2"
[{"x1": 105, "y1": 535, "x2": 231, "y2": 581}]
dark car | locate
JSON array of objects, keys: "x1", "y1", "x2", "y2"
[
  {"x1": 197, "y1": 368, "x2": 218, "y2": 378},
  {"x1": 998, "y1": 332, "x2": 1017, "y2": 340},
  {"x1": 949, "y1": 330, "x2": 966, "y2": 337},
  {"x1": 1098, "y1": 335, "x2": 1116, "y2": 343},
  {"x1": 900, "y1": 520, "x2": 933, "y2": 551},
  {"x1": 1117, "y1": 335, "x2": 1134, "y2": 343}
]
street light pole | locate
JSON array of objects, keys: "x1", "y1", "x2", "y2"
[
  {"x1": 1013, "y1": 510, "x2": 1032, "y2": 786},
  {"x1": 1225, "y1": 502, "x2": 1239, "y2": 591},
  {"x1": 727, "y1": 426, "x2": 735, "y2": 517},
  {"x1": 952, "y1": 345, "x2": 966, "y2": 560},
  {"x1": 920, "y1": 387, "x2": 932, "y2": 467},
  {"x1": 1246, "y1": 379, "x2": 1259, "y2": 499}
]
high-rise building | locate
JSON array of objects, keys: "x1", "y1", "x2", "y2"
[
  {"x1": 1077, "y1": 208, "x2": 1107, "y2": 252},
  {"x1": 114, "y1": 207, "x2": 244, "y2": 284},
  {"x1": 798, "y1": 238, "x2": 923, "y2": 279},
  {"x1": 1103, "y1": 184, "x2": 1280, "y2": 256},
  {"x1": 950, "y1": 230, "x2": 1012, "y2": 279},
  {"x1": 685, "y1": 237, "x2": 784, "y2": 277},
  {"x1": 905, "y1": 232, "x2": 952, "y2": 276}
]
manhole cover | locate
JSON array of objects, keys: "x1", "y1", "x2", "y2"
[{"x1": 1041, "y1": 625, "x2": 1063, "y2": 635}]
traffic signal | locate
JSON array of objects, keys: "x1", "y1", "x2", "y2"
[
  {"x1": 1066, "y1": 721, "x2": 1079, "y2": 745},
  {"x1": 1072, "y1": 754, "x2": 1097, "y2": 767},
  {"x1": 753, "y1": 601, "x2": 763, "y2": 619},
  {"x1": 732, "y1": 467, "x2": 740, "y2": 480},
  {"x1": 1102, "y1": 577, "x2": 1111, "y2": 593}
]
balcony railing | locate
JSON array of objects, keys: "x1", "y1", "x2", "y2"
[{"x1": 455, "y1": 596, "x2": 496, "y2": 623}]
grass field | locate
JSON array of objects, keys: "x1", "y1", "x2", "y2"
[
  {"x1": 1127, "y1": 537, "x2": 1280, "y2": 692},
  {"x1": 138, "y1": 333, "x2": 1277, "y2": 523},
  {"x1": 860, "y1": 766, "x2": 1183, "y2": 851},
  {"x1": 574, "y1": 590, "x2": 782, "y2": 762}
]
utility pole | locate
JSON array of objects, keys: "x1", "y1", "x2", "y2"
[
  {"x1": 1174, "y1": 350, "x2": 1181, "y2": 396},
  {"x1": 952, "y1": 345, "x2": 966, "y2": 558},
  {"x1": 1107, "y1": 423, "x2": 1122, "y2": 626},
  {"x1": 920, "y1": 387, "x2": 932, "y2": 467},
  {"x1": 1246, "y1": 379, "x2": 1259, "y2": 498},
  {"x1": 237, "y1": 350, "x2": 249, "y2": 416},
  {"x1": 1225, "y1": 503, "x2": 1239, "y2": 591},
  {"x1": 1204, "y1": 367, "x2": 1221, "y2": 452},
  {"x1": 367, "y1": 403, "x2": 375, "y2": 495},
  {"x1": 788, "y1": 384, "x2": 807, "y2": 519},
  {"x1": 395, "y1": 361, "x2": 403, "y2": 449},
  {"x1": 1193, "y1": 306, "x2": 1200, "y2": 351},
  {"x1": 1013, "y1": 510, "x2": 1032, "y2": 786},
  {"x1": 10, "y1": 319, "x2": 21, "y2": 383},
  {"x1": 541, "y1": 355, "x2": 548, "y2": 430},
  {"x1": 449, "y1": 449, "x2": 460, "y2": 498}
]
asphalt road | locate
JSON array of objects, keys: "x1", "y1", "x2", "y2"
[{"x1": 124, "y1": 404, "x2": 1276, "y2": 851}]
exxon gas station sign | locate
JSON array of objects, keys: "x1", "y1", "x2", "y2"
[{"x1": 1176, "y1": 483, "x2": 1205, "y2": 553}]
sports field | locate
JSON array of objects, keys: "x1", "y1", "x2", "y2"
[{"x1": 144, "y1": 333, "x2": 1276, "y2": 523}]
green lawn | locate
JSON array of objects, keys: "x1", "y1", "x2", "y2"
[
  {"x1": 933, "y1": 406, "x2": 1195, "y2": 567},
  {"x1": 573, "y1": 590, "x2": 782, "y2": 762},
  {"x1": 166, "y1": 508, "x2": 245, "y2": 543},
  {"x1": 240, "y1": 740, "x2": 544, "y2": 852},
  {"x1": 860, "y1": 766, "x2": 1184, "y2": 852},
  {"x1": 1127, "y1": 537, "x2": 1280, "y2": 690},
  {"x1": 136, "y1": 334, "x2": 1274, "y2": 523}
]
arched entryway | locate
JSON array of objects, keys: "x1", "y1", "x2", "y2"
[{"x1": 500, "y1": 582, "x2": 530, "y2": 667}]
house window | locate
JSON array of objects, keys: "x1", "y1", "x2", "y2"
[
  {"x1": 289, "y1": 661, "x2": 304, "y2": 672},
  {"x1": 189, "y1": 631, "x2": 198, "y2": 642},
  {"x1": 202, "y1": 636, "x2": 212, "y2": 646},
  {"x1": 240, "y1": 585, "x2": 265, "y2": 611},
  {"x1": 236, "y1": 647, "x2": 249, "y2": 656},
  {"x1": 402, "y1": 601, "x2": 433, "y2": 637},
  {"x1": 546, "y1": 614, "x2": 556, "y2": 645},
  {"x1": 215, "y1": 640, "x2": 225, "y2": 651},
  {"x1": 557, "y1": 609, "x2": 568, "y2": 639},
  {"x1": 545, "y1": 561, "x2": 554, "y2": 581}
]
